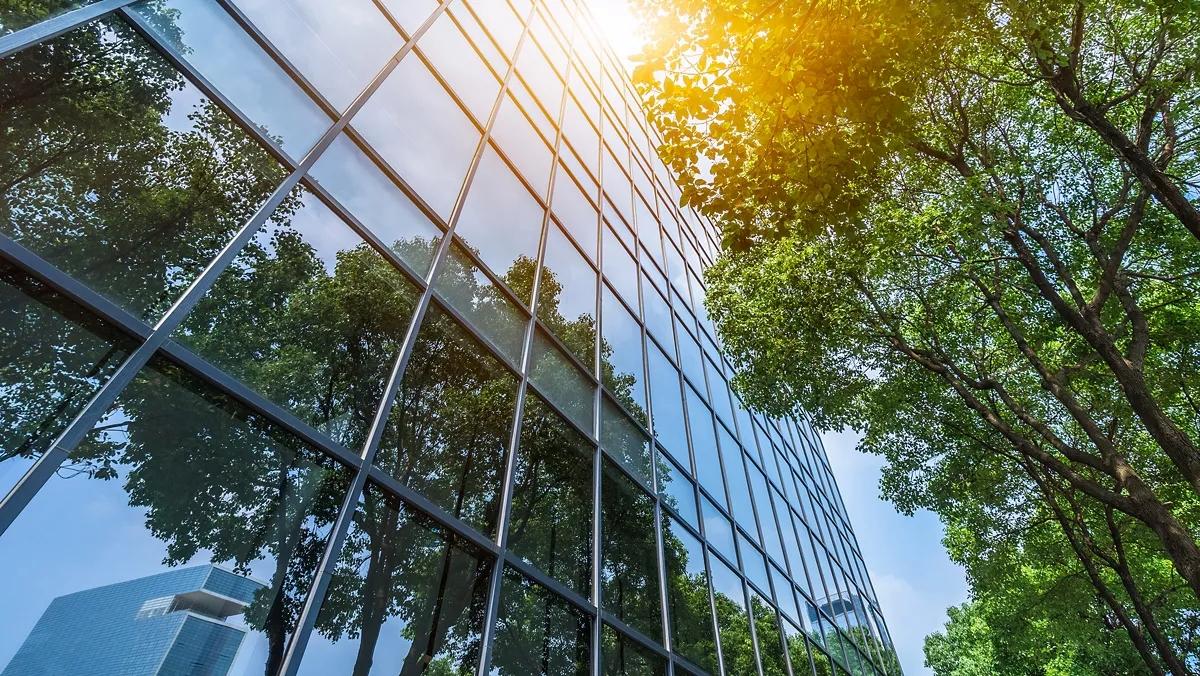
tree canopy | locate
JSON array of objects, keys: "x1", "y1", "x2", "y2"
[{"x1": 634, "y1": 0, "x2": 1200, "y2": 673}]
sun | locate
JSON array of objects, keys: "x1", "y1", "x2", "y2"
[{"x1": 585, "y1": 0, "x2": 646, "y2": 72}]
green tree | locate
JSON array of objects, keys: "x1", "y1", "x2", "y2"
[{"x1": 634, "y1": 0, "x2": 1200, "y2": 673}]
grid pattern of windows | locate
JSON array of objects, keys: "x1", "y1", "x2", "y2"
[{"x1": 0, "y1": 2, "x2": 898, "y2": 675}]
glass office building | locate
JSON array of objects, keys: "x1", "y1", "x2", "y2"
[{"x1": 0, "y1": 1, "x2": 898, "y2": 675}]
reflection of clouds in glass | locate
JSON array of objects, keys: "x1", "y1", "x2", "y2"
[
  {"x1": 228, "y1": 0, "x2": 400, "y2": 111},
  {"x1": 309, "y1": 133, "x2": 441, "y2": 274},
  {"x1": 354, "y1": 54, "x2": 480, "y2": 220},
  {"x1": 455, "y1": 147, "x2": 545, "y2": 283},
  {"x1": 136, "y1": 0, "x2": 328, "y2": 159}
]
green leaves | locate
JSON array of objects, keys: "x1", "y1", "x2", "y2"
[{"x1": 636, "y1": 0, "x2": 1200, "y2": 671}]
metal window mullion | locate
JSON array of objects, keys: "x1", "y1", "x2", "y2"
[
  {"x1": 477, "y1": 5, "x2": 594, "y2": 672},
  {"x1": 0, "y1": 233, "x2": 152, "y2": 342},
  {"x1": 0, "y1": 0, "x2": 136, "y2": 59}
]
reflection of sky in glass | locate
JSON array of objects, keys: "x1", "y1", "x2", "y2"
[
  {"x1": 354, "y1": 53, "x2": 481, "y2": 220},
  {"x1": 229, "y1": 0, "x2": 400, "y2": 112},
  {"x1": 136, "y1": 0, "x2": 329, "y2": 160},
  {"x1": 308, "y1": 133, "x2": 442, "y2": 275},
  {"x1": 0, "y1": 444, "x2": 316, "y2": 675},
  {"x1": 454, "y1": 147, "x2": 544, "y2": 285}
]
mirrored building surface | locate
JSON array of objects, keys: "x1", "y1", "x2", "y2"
[{"x1": 0, "y1": 1, "x2": 898, "y2": 674}]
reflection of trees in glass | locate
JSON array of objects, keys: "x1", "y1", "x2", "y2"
[
  {"x1": 179, "y1": 196, "x2": 424, "y2": 450},
  {"x1": 75, "y1": 358, "x2": 352, "y2": 675},
  {"x1": 375, "y1": 305, "x2": 518, "y2": 536},
  {"x1": 600, "y1": 624, "x2": 666, "y2": 676},
  {"x1": 0, "y1": 17, "x2": 286, "y2": 321},
  {"x1": 0, "y1": 263, "x2": 134, "y2": 478},
  {"x1": 710, "y1": 581, "x2": 755, "y2": 674},
  {"x1": 312, "y1": 484, "x2": 491, "y2": 676},
  {"x1": 600, "y1": 458, "x2": 662, "y2": 641},
  {"x1": 507, "y1": 393, "x2": 594, "y2": 595},
  {"x1": 749, "y1": 593, "x2": 788, "y2": 676},
  {"x1": 491, "y1": 567, "x2": 591, "y2": 675},
  {"x1": 1, "y1": 1, "x2": 96, "y2": 35},
  {"x1": 661, "y1": 520, "x2": 719, "y2": 673}
]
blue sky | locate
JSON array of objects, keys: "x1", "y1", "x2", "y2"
[{"x1": 821, "y1": 429, "x2": 969, "y2": 676}]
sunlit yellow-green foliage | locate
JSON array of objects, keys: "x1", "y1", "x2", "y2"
[{"x1": 633, "y1": 0, "x2": 1200, "y2": 673}]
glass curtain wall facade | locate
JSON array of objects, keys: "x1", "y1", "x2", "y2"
[{"x1": 0, "y1": 2, "x2": 898, "y2": 675}]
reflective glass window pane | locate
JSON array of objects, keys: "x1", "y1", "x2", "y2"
[
  {"x1": 466, "y1": 0, "x2": 524, "y2": 60},
  {"x1": 562, "y1": 94, "x2": 600, "y2": 181},
  {"x1": 646, "y1": 344, "x2": 686, "y2": 464},
  {"x1": 658, "y1": 451, "x2": 698, "y2": 530},
  {"x1": 455, "y1": 146, "x2": 544, "y2": 299},
  {"x1": 602, "y1": 146, "x2": 632, "y2": 225},
  {"x1": 708, "y1": 368, "x2": 737, "y2": 431},
  {"x1": 751, "y1": 591, "x2": 790, "y2": 676},
  {"x1": 434, "y1": 243, "x2": 527, "y2": 364},
  {"x1": 641, "y1": 280, "x2": 674, "y2": 354},
  {"x1": 724, "y1": 446, "x2": 758, "y2": 538},
  {"x1": 701, "y1": 497, "x2": 736, "y2": 562},
  {"x1": 229, "y1": 0, "x2": 399, "y2": 111},
  {"x1": 354, "y1": 54, "x2": 480, "y2": 219},
  {"x1": 0, "y1": 262, "x2": 135, "y2": 495},
  {"x1": 0, "y1": 21, "x2": 286, "y2": 321},
  {"x1": 661, "y1": 517, "x2": 718, "y2": 673},
  {"x1": 448, "y1": 3, "x2": 507, "y2": 73},
  {"x1": 514, "y1": 36, "x2": 562, "y2": 115},
  {"x1": 600, "y1": 396, "x2": 651, "y2": 485},
  {"x1": 299, "y1": 484, "x2": 491, "y2": 674},
  {"x1": 308, "y1": 133, "x2": 442, "y2": 275},
  {"x1": 418, "y1": 13, "x2": 501, "y2": 125},
  {"x1": 510, "y1": 76, "x2": 556, "y2": 143},
  {"x1": 491, "y1": 567, "x2": 590, "y2": 675},
  {"x1": 602, "y1": 225, "x2": 639, "y2": 310},
  {"x1": 676, "y1": 327, "x2": 705, "y2": 390},
  {"x1": 528, "y1": 330, "x2": 595, "y2": 434},
  {"x1": 740, "y1": 534, "x2": 771, "y2": 596},
  {"x1": 0, "y1": 1, "x2": 97, "y2": 35},
  {"x1": 537, "y1": 224, "x2": 597, "y2": 370},
  {"x1": 601, "y1": 625, "x2": 666, "y2": 676},
  {"x1": 771, "y1": 565, "x2": 801, "y2": 625},
  {"x1": 600, "y1": 458, "x2": 662, "y2": 640},
  {"x1": 784, "y1": 620, "x2": 815, "y2": 676},
  {"x1": 0, "y1": 357, "x2": 352, "y2": 676},
  {"x1": 709, "y1": 555, "x2": 755, "y2": 675},
  {"x1": 508, "y1": 393, "x2": 594, "y2": 595},
  {"x1": 378, "y1": 0, "x2": 439, "y2": 34},
  {"x1": 600, "y1": 286, "x2": 646, "y2": 424},
  {"x1": 491, "y1": 93, "x2": 554, "y2": 199},
  {"x1": 133, "y1": 0, "x2": 329, "y2": 160},
  {"x1": 178, "y1": 188, "x2": 419, "y2": 449},
  {"x1": 749, "y1": 466, "x2": 787, "y2": 566},
  {"x1": 551, "y1": 166, "x2": 599, "y2": 262},
  {"x1": 375, "y1": 306, "x2": 519, "y2": 535},
  {"x1": 686, "y1": 389, "x2": 726, "y2": 507},
  {"x1": 762, "y1": 488, "x2": 790, "y2": 570}
]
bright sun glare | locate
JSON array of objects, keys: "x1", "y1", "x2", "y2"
[{"x1": 586, "y1": 0, "x2": 645, "y2": 71}]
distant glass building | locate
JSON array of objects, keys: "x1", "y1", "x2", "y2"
[
  {"x1": 0, "y1": 2, "x2": 897, "y2": 675},
  {"x1": 4, "y1": 565, "x2": 262, "y2": 676}
]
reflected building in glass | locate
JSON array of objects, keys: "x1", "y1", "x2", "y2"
[
  {"x1": 0, "y1": 1, "x2": 898, "y2": 675},
  {"x1": 4, "y1": 566, "x2": 263, "y2": 676}
]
